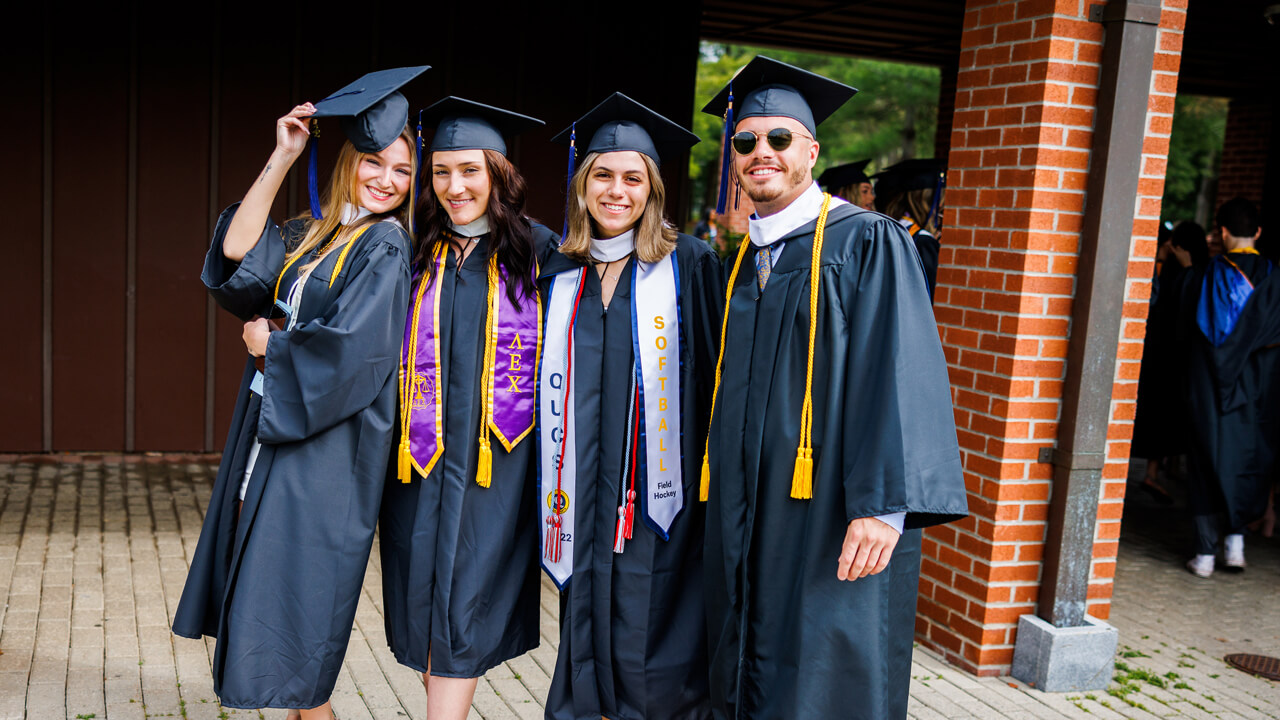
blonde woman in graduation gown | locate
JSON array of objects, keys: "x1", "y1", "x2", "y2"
[{"x1": 173, "y1": 67, "x2": 424, "y2": 719}]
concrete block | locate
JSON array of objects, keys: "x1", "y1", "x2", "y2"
[{"x1": 1011, "y1": 612, "x2": 1117, "y2": 692}]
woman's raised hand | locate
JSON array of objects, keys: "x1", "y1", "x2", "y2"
[{"x1": 276, "y1": 103, "x2": 316, "y2": 158}]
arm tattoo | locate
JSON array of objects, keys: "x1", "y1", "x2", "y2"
[{"x1": 258, "y1": 162, "x2": 273, "y2": 184}]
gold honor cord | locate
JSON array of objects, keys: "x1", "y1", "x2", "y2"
[
  {"x1": 272, "y1": 225, "x2": 372, "y2": 305},
  {"x1": 397, "y1": 245, "x2": 447, "y2": 483},
  {"x1": 699, "y1": 193, "x2": 833, "y2": 502},
  {"x1": 475, "y1": 256, "x2": 501, "y2": 488}
]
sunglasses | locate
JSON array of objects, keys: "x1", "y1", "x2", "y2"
[{"x1": 731, "y1": 127, "x2": 813, "y2": 155}]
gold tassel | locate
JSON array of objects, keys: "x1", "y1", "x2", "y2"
[
  {"x1": 476, "y1": 434, "x2": 493, "y2": 488},
  {"x1": 790, "y1": 447, "x2": 813, "y2": 499},
  {"x1": 699, "y1": 455, "x2": 711, "y2": 502},
  {"x1": 397, "y1": 440, "x2": 411, "y2": 483}
]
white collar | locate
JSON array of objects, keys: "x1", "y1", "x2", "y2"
[
  {"x1": 340, "y1": 202, "x2": 404, "y2": 229},
  {"x1": 590, "y1": 229, "x2": 636, "y2": 262},
  {"x1": 340, "y1": 203, "x2": 374, "y2": 225},
  {"x1": 747, "y1": 181, "x2": 846, "y2": 247},
  {"x1": 450, "y1": 215, "x2": 491, "y2": 238}
]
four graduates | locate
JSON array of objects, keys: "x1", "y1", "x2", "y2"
[{"x1": 177, "y1": 57, "x2": 968, "y2": 720}]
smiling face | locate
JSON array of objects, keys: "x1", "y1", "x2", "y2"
[
  {"x1": 732, "y1": 115, "x2": 819, "y2": 217},
  {"x1": 355, "y1": 137, "x2": 413, "y2": 214},
  {"x1": 585, "y1": 151, "x2": 650, "y2": 239},
  {"x1": 431, "y1": 149, "x2": 492, "y2": 226}
]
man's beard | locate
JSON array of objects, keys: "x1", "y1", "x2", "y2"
[{"x1": 738, "y1": 162, "x2": 810, "y2": 205}]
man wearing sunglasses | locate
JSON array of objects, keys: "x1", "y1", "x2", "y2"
[{"x1": 699, "y1": 56, "x2": 968, "y2": 720}]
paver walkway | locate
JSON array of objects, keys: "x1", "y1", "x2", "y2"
[{"x1": 0, "y1": 456, "x2": 1277, "y2": 719}]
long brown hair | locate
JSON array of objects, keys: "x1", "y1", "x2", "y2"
[
  {"x1": 884, "y1": 187, "x2": 944, "y2": 237},
  {"x1": 289, "y1": 126, "x2": 417, "y2": 274},
  {"x1": 560, "y1": 151, "x2": 677, "y2": 264},
  {"x1": 414, "y1": 149, "x2": 537, "y2": 308}
]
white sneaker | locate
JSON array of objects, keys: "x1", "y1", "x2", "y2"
[
  {"x1": 1224, "y1": 534, "x2": 1246, "y2": 571},
  {"x1": 1186, "y1": 554, "x2": 1214, "y2": 578}
]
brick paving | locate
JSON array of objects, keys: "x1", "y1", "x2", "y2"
[{"x1": 1, "y1": 456, "x2": 1278, "y2": 719}]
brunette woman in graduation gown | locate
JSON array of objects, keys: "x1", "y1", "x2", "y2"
[
  {"x1": 378, "y1": 97, "x2": 556, "y2": 719},
  {"x1": 173, "y1": 67, "x2": 424, "y2": 719},
  {"x1": 539, "y1": 93, "x2": 721, "y2": 720}
]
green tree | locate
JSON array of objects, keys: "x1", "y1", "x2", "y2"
[
  {"x1": 1162, "y1": 95, "x2": 1228, "y2": 227},
  {"x1": 689, "y1": 43, "x2": 942, "y2": 217}
]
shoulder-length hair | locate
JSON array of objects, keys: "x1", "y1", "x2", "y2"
[
  {"x1": 559, "y1": 151, "x2": 677, "y2": 264},
  {"x1": 833, "y1": 182, "x2": 868, "y2": 209},
  {"x1": 289, "y1": 125, "x2": 417, "y2": 274},
  {"x1": 414, "y1": 149, "x2": 537, "y2": 308},
  {"x1": 884, "y1": 187, "x2": 944, "y2": 237}
]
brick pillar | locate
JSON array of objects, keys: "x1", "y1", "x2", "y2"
[
  {"x1": 917, "y1": 0, "x2": 1185, "y2": 675},
  {"x1": 1215, "y1": 97, "x2": 1274, "y2": 208}
]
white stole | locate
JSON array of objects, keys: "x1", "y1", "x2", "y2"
[
  {"x1": 632, "y1": 254, "x2": 682, "y2": 538},
  {"x1": 539, "y1": 268, "x2": 584, "y2": 587}
]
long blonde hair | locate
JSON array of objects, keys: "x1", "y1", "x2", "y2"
[
  {"x1": 560, "y1": 151, "x2": 677, "y2": 264},
  {"x1": 289, "y1": 125, "x2": 417, "y2": 273}
]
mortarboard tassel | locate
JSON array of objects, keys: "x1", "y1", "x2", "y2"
[
  {"x1": 924, "y1": 171, "x2": 945, "y2": 234},
  {"x1": 700, "y1": 230, "x2": 753, "y2": 502},
  {"x1": 715, "y1": 85, "x2": 735, "y2": 216},
  {"x1": 415, "y1": 109, "x2": 426, "y2": 204},
  {"x1": 307, "y1": 123, "x2": 323, "y2": 220},
  {"x1": 561, "y1": 123, "x2": 577, "y2": 240}
]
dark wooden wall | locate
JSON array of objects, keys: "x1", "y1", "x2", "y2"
[{"x1": 3, "y1": 2, "x2": 702, "y2": 452}]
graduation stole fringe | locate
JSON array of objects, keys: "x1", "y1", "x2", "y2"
[
  {"x1": 699, "y1": 193, "x2": 833, "y2": 502},
  {"x1": 397, "y1": 247, "x2": 541, "y2": 485}
]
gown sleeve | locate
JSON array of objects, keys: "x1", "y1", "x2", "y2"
[
  {"x1": 201, "y1": 203, "x2": 294, "y2": 321},
  {"x1": 838, "y1": 218, "x2": 967, "y2": 529},
  {"x1": 258, "y1": 226, "x2": 412, "y2": 444},
  {"x1": 913, "y1": 231, "x2": 940, "y2": 302},
  {"x1": 689, "y1": 243, "x2": 725, "y2": 426}
]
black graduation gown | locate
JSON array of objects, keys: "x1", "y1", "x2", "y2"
[
  {"x1": 1132, "y1": 260, "x2": 1191, "y2": 459},
  {"x1": 912, "y1": 228, "x2": 940, "y2": 302},
  {"x1": 378, "y1": 224, "x2": 559, "y2": 677},
  {"x1": 704, "y1": 204, "x2": 968, "y2": 720},
  {"x1": 1182, "y1": 252, "x2": 1280, "y2": 530},
  {"x1": 542, "y1": 235, "x2": 722, "y2": 720},
  {"x1": 173, "y1": 205, "x2": 411, "y2": 709}
]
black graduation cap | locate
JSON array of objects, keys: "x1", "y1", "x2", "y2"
[
  {"x1": 817, "y1": 159, "x2": 873, "y2": 190},
  {"x1": 419, "y1": 96, "x2": 545, "y2": 156},
  {"x1": 551, "y1": 92, "x2": 699, "y2": 167},
  {"x1": 701, "y1": 56, "x2": 857, "y2": 213},
  {"x1": 306, "y1": 65, "x2": 430, "y2": 219},
  {"x1": 701, "y1": 56, "x2": 857, "y2": 136},
  {"x1": 872, "y1": 158, "x2": 946, "y2": 200}
]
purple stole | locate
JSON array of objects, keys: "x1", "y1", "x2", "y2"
[{"x1": 396, "y1": 242, "x2": 541, "y2": 483}]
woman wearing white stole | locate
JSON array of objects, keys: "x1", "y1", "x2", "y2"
[{"x1": 539, "y1": 93, "x2": 722, "y2": 720}]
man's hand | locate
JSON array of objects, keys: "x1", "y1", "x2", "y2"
[{"x1": 836, "y1": 517, "x2": 900, "y2": 581}]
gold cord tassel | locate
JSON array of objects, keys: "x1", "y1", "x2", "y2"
[
  {"x1": 790, "y1": 194, "x2": 831, "y2": 500},
  {"x1": 699, "y1": 236, "x2": 754, "y2": 502},
  {"x1": 699, "y1": 456, "x2": 711, "y2": 502},
  {"x1": 398, "y1": 440, "x2": 411, "y2": 483},
  {"x1": 476, "y1": 434, "x2": 493, "y2": 488}
]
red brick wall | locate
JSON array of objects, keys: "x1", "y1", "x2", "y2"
[
  {"x1": 920, "y1": 0, "x2": 1185, "y2": 675},
  {"x1": 1216, "y1": 97, "x2": 1273, "y2": 208}
]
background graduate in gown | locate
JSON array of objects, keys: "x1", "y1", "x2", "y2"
[
  {"x1": 817, "y1": 158, "x2": 876, "y2": 211},
  {"x1": 539, "y1": 93, "x2": 721, "y2": 720},
  {"x1": 1178, "y1": 197, "x2": 1280, "y2": 578},
  {"x1": 172, "y1": 67, "x2": 424, "y2": 719},
  {"x1": 874, "y1": 157, "x2": 946, "y2": 302},
  {"x1": 699, "y1": 57, "x2": 968, "y2": 720},
  {"x1": 378, "y1": 97, "x2": 556, "y2": 720}
]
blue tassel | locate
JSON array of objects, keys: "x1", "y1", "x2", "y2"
[
  {"x1": 561, "y1": 122, "x2": 577, "y2": 241},
  {"x1": 924, "y1": 171, "x2": 945, "y2": 231},
  {"x1": 715, "y1": 84, "x2": 735, "y2": 216},
  {"x1": 415, "y1": 109, "x2": 426, "y2": 204},
  {"x1": 307, "y1": 138, "x2": 323, "y2": 220}
]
